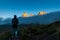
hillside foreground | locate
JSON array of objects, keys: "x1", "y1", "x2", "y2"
[{"x1": 0, "y1": 21, "x2": 60, "y2": 40}]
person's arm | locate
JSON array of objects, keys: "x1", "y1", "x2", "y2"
[{"x1": 17, "y1": 19, "x2": 19, "y2": 24}]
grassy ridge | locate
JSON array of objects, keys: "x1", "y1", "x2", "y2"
[
  {"x1": 0, "y1": 21, "x2": 60, "y2": 40},
  {"x1": 18, "y1": 23, "x2": 57, "y2": 40}
]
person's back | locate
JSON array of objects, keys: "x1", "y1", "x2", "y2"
[
  {"x1": 12, "y1": 15, "x2": 18, "y2": 29},
  {"x1": 12, "y1": 15, "x2": 18, "y2": 38}
]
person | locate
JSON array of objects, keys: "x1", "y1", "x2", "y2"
[{"x1": 12, "y1": 15, "x2": 19, "y2": 37}]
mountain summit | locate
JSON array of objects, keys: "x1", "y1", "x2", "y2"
[
  {"x1": 0, "y1": 11, "x2": 60, "y2": 25},
  {"x1": 18, "y1": 11, "x2": 60, "y2": 24}
]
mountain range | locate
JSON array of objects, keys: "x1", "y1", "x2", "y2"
[{"x1": 0, "y1": 11, "x2": 60, "y2": 25}]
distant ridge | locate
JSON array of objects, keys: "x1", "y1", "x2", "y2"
[
  {"x1": 0, "y1": 11, "x2": 60, "y2": 25},
  {"x1": 18, "y1": 11, "x2": 60, "y2": 25}
]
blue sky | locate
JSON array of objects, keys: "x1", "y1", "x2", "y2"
[{"x1": 0, "y1": 0, "x2": 60, "y2": 18}]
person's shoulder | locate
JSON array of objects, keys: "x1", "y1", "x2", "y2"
[{"x1": 12, "y1": 18, "x2": 14, "y2": 20}]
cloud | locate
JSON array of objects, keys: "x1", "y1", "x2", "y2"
[
  {"x1": 38, "y1": 12, "x2": 46, "y2": 15},
  {"x1": 30, "y1": 14, "x2": 34, "y2": 16},
  {"x1": 22, "y1": 12, "x2": 28, "y2": 17}
]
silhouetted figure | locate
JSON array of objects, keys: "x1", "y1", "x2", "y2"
[{"x1": 12, "y1": 15, "x2": 18, "y2": 39}]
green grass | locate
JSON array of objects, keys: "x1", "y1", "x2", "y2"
[{"x1": 0, "y1": 23, "x2": 59, "y2": 40}]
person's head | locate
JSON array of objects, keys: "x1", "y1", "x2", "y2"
[{"x1": 14, "y1": 15, "x2": 17, "y2": 18}]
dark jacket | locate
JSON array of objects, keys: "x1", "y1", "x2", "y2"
[{"x1": 12, "y1": 18, "x2": 18, "y2": 25}]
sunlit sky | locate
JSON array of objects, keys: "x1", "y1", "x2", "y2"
[{"x1": 0, "y1": 0, "x2": 60, "y2": 18}]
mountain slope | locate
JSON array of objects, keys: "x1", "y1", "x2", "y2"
[
  {"x1": 18, "y1": 11, "x2": 60, "y2": 24},
  {"x1": 0, "y1": 11, "x2": 60, "y2": 25}
]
